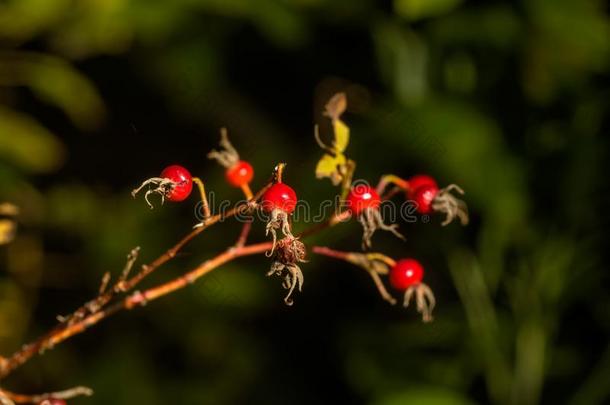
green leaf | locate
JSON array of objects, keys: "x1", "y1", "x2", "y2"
[{"x1": 0, "y1": 106, "x2": 65, "y2": 173}]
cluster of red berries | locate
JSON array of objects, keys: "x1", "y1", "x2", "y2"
[
  {"x1": 131, "y1": 101, "x2": 467, "y2": 319},
  {"x1": 137, "y1": 163, "x2": 297, "y2": 214},
  {"x1": 133, "y1": 165, "x2": 442, "y2": 314}
]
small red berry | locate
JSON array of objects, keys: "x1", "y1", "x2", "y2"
[
  {"x1": 225, "y1": 160, "x2": 254, "y2": 187},
  {"x1": 262, "y1": 183, "x2": 297, "y2": 214},
  {"x1": 390, "y1": 259, "x2": 424, "y2": 290},
  {"x1": 412, "y1": 184, "x2": 439, "y2": 214},
  {"x1": 160, "y1": 164, "x2": 193, "y2": 202},
  {"x1": 347, "y1": 185, "x2": 381, "y2": 216},
  {"x1": 407, "y1": 175, "x2": 437, "y2": 199}
]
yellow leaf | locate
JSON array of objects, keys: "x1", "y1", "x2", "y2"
[
  {"x1": 332, "y1": 119, "x2": 350, "y2": 153},
  {"x1": 315, "y1": 153, "x2": 346, "y2": 185}
]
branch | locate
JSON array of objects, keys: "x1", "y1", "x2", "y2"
[
  {"x1": 0, "y1": 210, "x2": 347, "y2": 380},
  {"x1": 0, "y1": 177, "x2": 273, "y2": 381},
  {"x1": 0, "y1": 159, "x2": 355, "y2": 383},
  {"x1": 0, "y1": 386, "x2": 92, "y2": 404}
]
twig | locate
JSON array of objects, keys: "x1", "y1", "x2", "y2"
[
  {"x1": 234, "y1": 220, "x2": 252, "y2": 248},
  {"x1": 0, "y1": 386, "x2": 92, "y2": 404}
]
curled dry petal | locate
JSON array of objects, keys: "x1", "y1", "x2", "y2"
[
  {"x1": 131, "y1": 177, "x2": 180, "y2": 209},
  {"x1": 267, "y1": 236, "x2": 306, "y2": 305},
  {"x1": 207, "y1": 128, "x2": 240, "y2": 168},
  {"x1": 432, "y1": 184, "x2": 469, "y2": 226},
  {"x1": 265, "y1": 208, "x2": 293, "y2": 256},
  {"x1": 357, "y1": 208, "x2": 404, "y2": 249},
  {"x1": 403, "y1": 283, "x2": 436, "y2": 323}
]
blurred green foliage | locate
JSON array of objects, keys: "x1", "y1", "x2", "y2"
[{"x1": 0, "y1": 0, "x2": 608, "y2": 404}]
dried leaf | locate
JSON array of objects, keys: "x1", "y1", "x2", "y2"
[{"x1": 324, "y1": 92, "x2": 347, "y2": 120}]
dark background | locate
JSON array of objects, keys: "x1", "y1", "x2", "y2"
[{"x1": 0, "y1": 0, "x2": 609, "y2": 404}]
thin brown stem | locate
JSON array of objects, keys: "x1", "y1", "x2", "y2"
[
  {"x1": 0, "y1": 386, "x2": 92, "y2": 404},
  {"x1": 192, "y1": 177, "x2": 211, "y2": 220},
  {"x1": 235, "y1": 220, "x2": 252, "y2": 248}
]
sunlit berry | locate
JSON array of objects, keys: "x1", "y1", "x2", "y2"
[
  {"x1": 412, "y1": 184, "x2": 439, "y2": 214},
  {"x1": 262, "y1": 183, "x2": 298, "y2": 214},
  {"x1": 390, "y1": 258, "x2": 424, "y2": 290},
  {"x1": 346, "y1": 185, "x2": 381, "y2": 216},
  {"x1": 160, "y1": 164, "x2": 193, "y2": 202},
  {"x1": 132, "y1": 164, "x2": 193, "y2": 208},
  {"x1": 407, "y1": 174, "x2": 437, "y2": 199},
  {"x1": 225, "y1": 160, "x2": 254, "y2": 187}
]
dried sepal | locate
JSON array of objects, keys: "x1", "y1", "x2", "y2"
[
  {"x1": 403, "y1": 283, "x2": 436, "y2": 323},
  {"x1": 267, "y1": 236, "x2": 306, "y2": 305},
  {"x1": 357, "y1": 208, "x2": 404, "y2": 249},
  {"x1": 131, "y1": 177, "x2": 179, "y2": 209},
  {"x1": 265, "y1": 208, "x2": 293, "y2": 256},
  {"x1": 432, "y1": 184, "x2": 469, "y2": 226},
  {"x1": 207, "y1": 127, "x2": 240, "y2": 168}
]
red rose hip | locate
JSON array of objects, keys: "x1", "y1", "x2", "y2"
[
  {"x1": 390, "y1": 258, "x2": 424, "y2": 290},
  {"x1": 347, "y1": 185, "x2": 381, "y2": 216},
  {"x1": 262, "y1": 183, "x2": 298, "y2": 214},
  {"x1": 407, "y1": 174, "x2": 437, "y2": 199},
  {"x1": 412, "y1": 184, "x2": 439, "y2": 214},
  {"x1": 225, "y1": 160, "x2": 254, "y2": 187},
  {"x1": 160, "y1": 164, "x2": 193, "y2": 202}
]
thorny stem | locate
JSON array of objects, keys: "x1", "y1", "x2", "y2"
[{"x1": 0, "y1": 177, "x2": 346, "y2": 382}]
